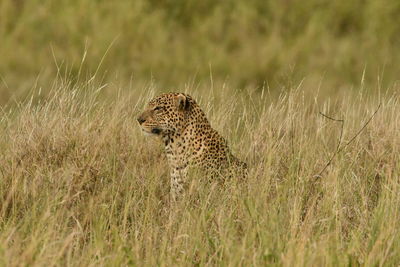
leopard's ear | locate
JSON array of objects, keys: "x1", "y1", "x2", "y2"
[{"x1": 175, "y1": 93, "x2": 190, "y2": 111}]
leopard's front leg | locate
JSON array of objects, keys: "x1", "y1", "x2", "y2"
[{"x1": 170, "y1": 165, "x2": 187, "y2": 201}]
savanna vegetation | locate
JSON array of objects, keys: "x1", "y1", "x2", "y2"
[{"x1": 0, "y1": 0, "x2": 399, "y2": 265}]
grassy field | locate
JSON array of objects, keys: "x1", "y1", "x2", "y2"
[
  {"x1": 1, "y1": 0, "x2": 400, "y2": 265},
  {"x1": 1, "y1": 0, "x2": 400, "y2": 103},
  {"x1": 0, "y1": 80, "x2": 399, "y2": 265}
]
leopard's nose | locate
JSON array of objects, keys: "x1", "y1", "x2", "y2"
[{"x1": 137, "y1": 117, "x2": 145, "y2": 125}]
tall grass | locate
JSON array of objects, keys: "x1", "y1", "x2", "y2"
[
  {"x1": 0, "y1": 79, "x2": 399, "y2": 265},
  {"x1": 1, "y1": 0, "x2": 399, "y2": 264}
]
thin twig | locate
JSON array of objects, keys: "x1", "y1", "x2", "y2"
[
  {"x1": 315, "y1": 103, "x2": 381, "y2": 178},
  {"x1": 316, "y1": 112, "x2": 344, "y2": 177},
  {"x1": 343, "y1": 103, "x2": 381, "y2": 147}
]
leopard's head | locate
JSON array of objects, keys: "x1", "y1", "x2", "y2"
[{"x1": 137, "y1": 93, "x2": 193, "y2": 136}]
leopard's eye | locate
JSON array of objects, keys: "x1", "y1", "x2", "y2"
[{"x1": 154, "y1": 106, "x2": 163, "y2": 111}]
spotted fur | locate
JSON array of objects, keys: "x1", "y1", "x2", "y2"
[{"x1": 138, "y1": 93, "x2": 247, "y2": 201}]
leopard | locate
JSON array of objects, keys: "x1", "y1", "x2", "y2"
[{"x1": 137, "y1": 93, "x2": 247, "y2": 201}]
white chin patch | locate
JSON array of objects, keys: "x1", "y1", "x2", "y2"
[{"x1": 141, "y1": 129, "x2": 157, "y2": 137}]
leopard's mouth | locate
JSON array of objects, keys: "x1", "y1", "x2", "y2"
[
  {"x1": 151, "y1": 128, "x2": 161, "y2": 134},
  {"x1": 140, "y1": 126, "x2": 163, "y2": 136}
]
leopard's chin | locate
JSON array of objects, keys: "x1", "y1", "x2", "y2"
[
  {"x1": 141, "y1": 127, "x2": 162, "y2": 136},
  {"x1": 151, "y1": 128, "x2": 161, "y2": 134}
]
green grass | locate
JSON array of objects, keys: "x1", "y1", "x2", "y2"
[
  {"x1": 1, "y1": 0, "x2": 400, "y2": 104},
  {"x1": 0, "y1": 80, "x2": 399, "y2": 265}
]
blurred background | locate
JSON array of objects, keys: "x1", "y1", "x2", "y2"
[{"x1": 0, "y1": 0, "x2": 399, "y2": 104}]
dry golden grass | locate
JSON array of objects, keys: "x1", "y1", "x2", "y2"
[{"x1": 0, "y1": 79, "x2": 399, "y2": 266}]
